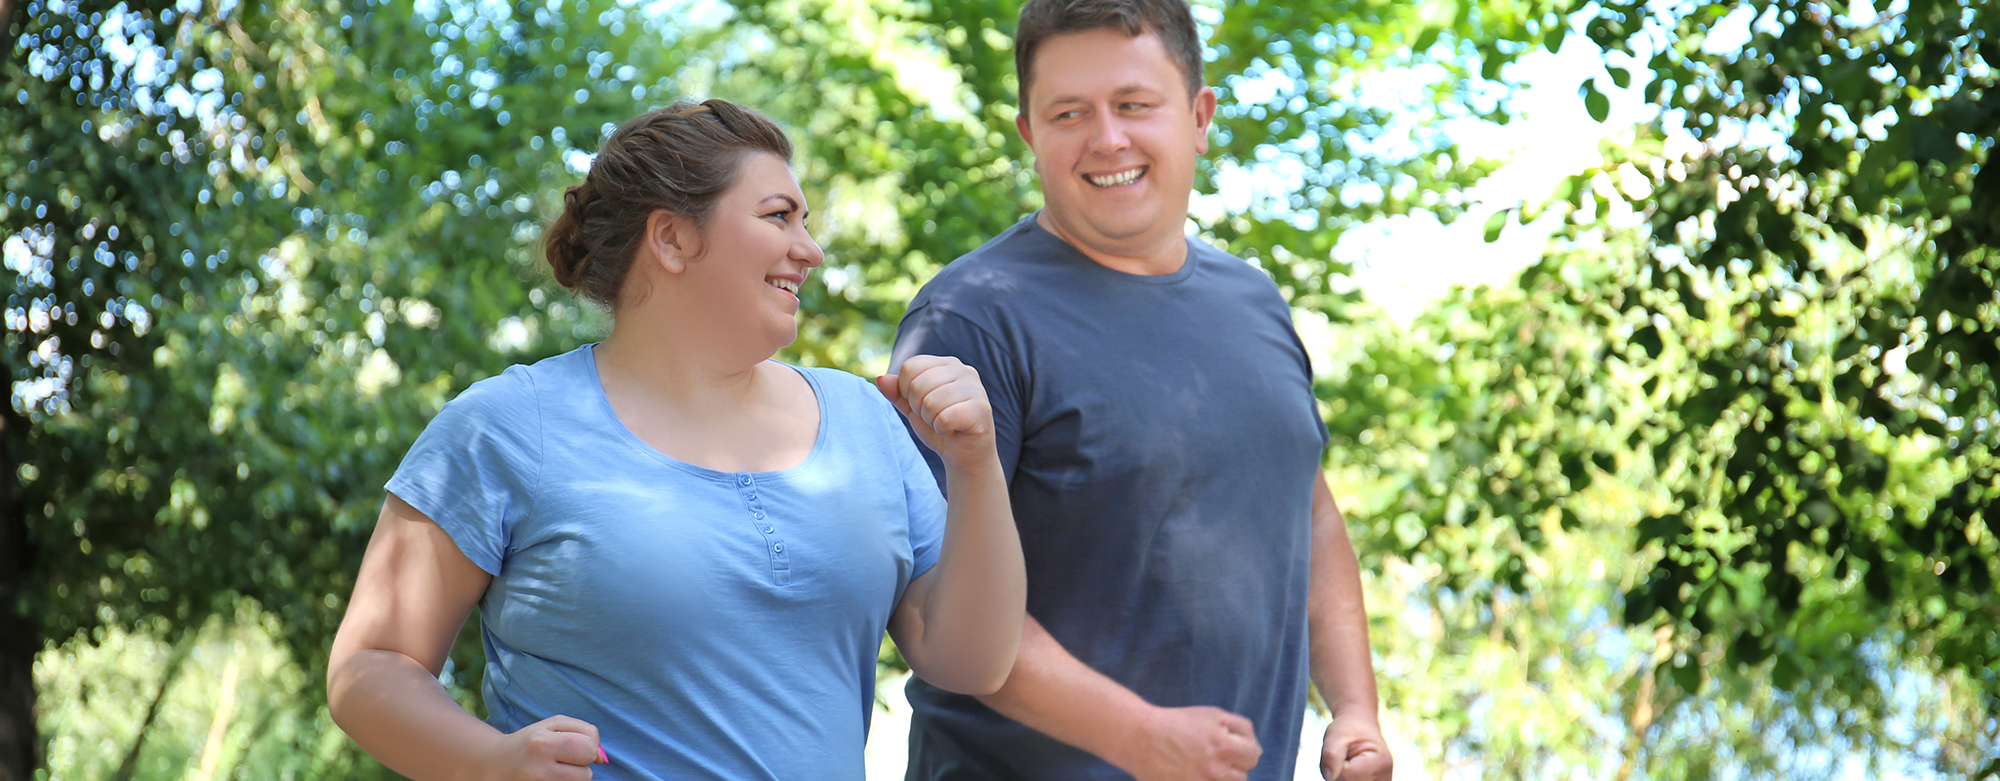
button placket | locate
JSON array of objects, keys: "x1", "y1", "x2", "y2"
[{"x1": 736, "y1": 472, "x2": 791, "y2": 584}]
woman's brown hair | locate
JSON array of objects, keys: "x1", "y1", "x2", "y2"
[{"x1": 543, "y1": 99, "x2": 794, "y2": 307}]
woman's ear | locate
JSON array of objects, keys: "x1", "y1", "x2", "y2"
[{"x1": 641, "y1": 210, "x2": 696, "y2": 274}]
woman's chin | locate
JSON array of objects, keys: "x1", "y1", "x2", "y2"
[{"x1": 761, "y1": 322, "x2": 800, "y2": 355}]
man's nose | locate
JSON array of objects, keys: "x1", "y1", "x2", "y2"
[{"x1": 1087, "y1": 111, "x2": 1131, "y2": 153}]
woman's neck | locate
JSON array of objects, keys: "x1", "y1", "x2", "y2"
[{"x1": 594, "y1": 316, "x2": 768, "y2": 412}]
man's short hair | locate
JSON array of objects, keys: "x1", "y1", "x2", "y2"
[{"x1": 1013, "y1": 0, "x2": 1206, "y2": 107}]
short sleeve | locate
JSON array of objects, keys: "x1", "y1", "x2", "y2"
[
  {"x1": 384, "y1": 367, "x2": 543, "y2": 575},
  {"x1": 890, "y1": 304, "x2": 1026, "y2": 489},
  {"x1": 896, "y1": 412, "x2": 948, "y2": 580},
  {"x1": 1276, "y1": 297, "x2": 1332, "y2": 451},
  {"x1": 847, "y1": 372, "x2": 949, "y2": 581}
]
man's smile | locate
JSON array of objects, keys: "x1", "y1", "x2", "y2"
[{"x1": 1084, "y1": 166, "x2": 1147, "y2": 187}]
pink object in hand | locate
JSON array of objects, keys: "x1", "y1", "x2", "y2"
[{"x1": 598, "y1": 745, "x2": 610, "y2": 765}]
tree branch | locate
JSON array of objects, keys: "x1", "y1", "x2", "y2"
[{"x1": 0, "y1": 0, "x2": 18, "y2": 61}]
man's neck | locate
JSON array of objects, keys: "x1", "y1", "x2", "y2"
[{"x1": 1035, "y1": 211, "x2": 1188, "y2": 277}]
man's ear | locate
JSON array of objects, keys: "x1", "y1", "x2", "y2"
[
  {"x1": 1191, "y1": 85, "x2": 1218, "y2": 156},
  {"x1": 1015, "y1": 111, "x2": 1036, "y2": 151},
  {"x1": 641, "y1": 209, "x2": 695, "y2": 274}
]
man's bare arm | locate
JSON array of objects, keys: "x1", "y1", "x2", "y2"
[
  {"x1": 1307, "y1": 473, "x2": 1392, "y2": 781},
  {"x1": 975, "y1": 615, "x2": 1262, "y2": 781}
]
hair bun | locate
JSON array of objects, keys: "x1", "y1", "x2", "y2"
[{"x1": 544, "y1": 183, "x2": 596, "y2": 290}]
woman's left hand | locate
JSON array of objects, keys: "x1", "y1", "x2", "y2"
[{"x1": 877, "y1": 355, "x2": 997, "y2": 475}]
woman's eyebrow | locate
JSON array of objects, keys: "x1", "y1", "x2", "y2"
[{"x1": 761, "y1": 194, "x2": 801, "y2": 212}]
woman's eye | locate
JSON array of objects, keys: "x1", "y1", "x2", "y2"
[{"x1": 765, "y1": 210, "x2": 790, "y2": 221}]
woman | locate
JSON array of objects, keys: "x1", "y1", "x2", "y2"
[{"x1": 326, "y1": 99, "x2": 1025, "y2": 780}]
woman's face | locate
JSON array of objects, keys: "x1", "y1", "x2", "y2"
[{"x1": 671, "y1": 151, "x2": 825, "y2": 355}]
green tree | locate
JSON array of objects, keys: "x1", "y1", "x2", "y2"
[
  {"x1": 6, "y1": 0, "x2": 1528, "y2": 774},
  {"x1": 3, "y1": 0, "x2": 668, "y2": 772},
  {"x1": 1318, "y1": 0, "x2": 1998, "y2": 771},
  {"x1": 1326, "y1": 227, "x2": 1996, "y2": 776},
  {"x1": 1555, "y1": 0, "x2": 1997, "y2": 747}
]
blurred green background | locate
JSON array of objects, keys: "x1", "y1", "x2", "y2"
[{"x1": 4, "y1": 0, "x2": 1997, "y2": 777}]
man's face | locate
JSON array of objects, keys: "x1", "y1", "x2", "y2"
[{"x1": 1017, "y1": 28, "x2": 1216, "y2": 261}]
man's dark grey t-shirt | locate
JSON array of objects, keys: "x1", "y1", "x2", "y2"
[{"x1": 891, "y1": 215, "x2": 1329, "y2": 781}]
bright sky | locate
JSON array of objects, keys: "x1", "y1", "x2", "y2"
[{"x1": 1332, "y1": 39, "x2": 1651, "y2": 327}]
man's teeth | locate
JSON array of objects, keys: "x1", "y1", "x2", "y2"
[
  {"x1": 768, "y1": 278, "x2": 799, "y2": 294},
  {"x1": 1087, "y1": 168, "x2": 1143, "y2": 187}
]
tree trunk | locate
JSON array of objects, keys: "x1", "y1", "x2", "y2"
[
  {"x1": 0, "y1": 402, "x2": 38, "y2": 781},
  {"x1": 0, "y1": 0, "x2": 40, "y2": 762},
  {"x1": 1614, "y1": 625, "x2": 1674, "y2": 781},
  {"x1": 110, "y1": 634, "x2": 194, "y2": 781},
  {"x1": 0, "y1": 0, "x2": 19, "y2": 71},
  {"x1": 0, "y1": 0, "x2": 21, "y2": 71}
]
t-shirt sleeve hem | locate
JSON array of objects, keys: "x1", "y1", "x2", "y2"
[
  {"x1": 909, "y1": 552, "x2": 940, "y2": 582},
  {"x1": 384, "y1": 477, "x2": 505, "y2": 576}
]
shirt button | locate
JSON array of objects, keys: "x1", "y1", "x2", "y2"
[
  {"x1": 772, "y1": 543, "x2": 784, "y2": 553},
  {"x1": 760, "y1": 525, "x2": 774, "y2": 533},
  {"x1": 739, "y1": 475, "x2": 752, "y2": 485},
  {"x1": 745, "y1": 493, "x2": 758, "y2": 501},
  {"x1": 753, "y1": 511, "x2": 766, "y2": 520}
]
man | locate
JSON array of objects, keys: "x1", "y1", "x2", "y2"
[{"x1": 889, "y1": 1, "x2": 1393, "y2": 779}]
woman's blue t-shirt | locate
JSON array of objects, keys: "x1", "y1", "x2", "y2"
[{"x1": 384, "y1": 344, "x2": 945, "y2": 780}]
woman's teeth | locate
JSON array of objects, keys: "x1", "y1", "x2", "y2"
[{"x1": 768, "y1": 278, "x2": 800, "y2": 295}]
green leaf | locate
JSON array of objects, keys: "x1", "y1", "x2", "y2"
[
  {"x1": 1678, "y1": 283, "x2": 1705, "y2": 316},
  {"x1": 1413, "y1": 27, "x2": 1441, "y2": 53},
  {"x1": 1961, "y1": 550, "x2": 1992, "y2": 593},
  {"x1": 1834, "y1": 219, "x2": 1868, "y2": 250},
  {"x1": 1671, "y1": 658, "x2": 1702, "y2": 693},
  {"x1": 1630, "y1": 324, "x2": 1664, "y2": 358},
  {"x1": 1607, "y1": 66, "x2": 1632, "y2": 89},
  {"x1": 1733, "y1": 628, "x2": 1772, "y2": 665},
  {"x1": 1637, "y1": 513, "x2": 1686, "y2": 542},
  {"x1": 1561, "y1": 453, "x2": 1591, "y2": 488},
  {"x1": 1623, "y1": 587, "x2": 1657, "y2": 624},
  {"x1": 1580, "y1": 81, "x2": 1611, "y2": 122},
  {"x1": 1560, "y1": 508, "x2": 1583, "y2": 531},
  {"x1": 1863, "y1": 556, "x2": 1894, "y2": 602},
  {"x1": 1645, "y1": 74, "x2": 1668, "y2": 104},
  {"x1": 1482, "y1": 209, "x2": 1510, "y2": 242},
  {"x1": 1771, "y1": 653, "x2": 1803, "y2": 691}
]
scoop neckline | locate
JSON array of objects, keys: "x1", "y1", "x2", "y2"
[{"x1": 581, "y1": 344, "x2": 830, "y2": 483}]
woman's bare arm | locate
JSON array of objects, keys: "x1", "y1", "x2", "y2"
[
  {"x1": 327, "y1": 494, "x2": 602, "y2": 781},
  {"x1": 878, "y1": 357, "x2": 1027, "y2": 695}
]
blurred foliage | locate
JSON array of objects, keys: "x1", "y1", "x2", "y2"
[
  {"x1": 1557, "y1": 0, "x2": 2000, "y2": 710},
  {"x1": 1328, "y1": 228, "x2": 1996, "y2": 778},
  {"x1": 5, "y1": 0, "x2": 1998, "y2": 777},
  {"x1": 1323, "y1": 0, "x2": 2000, "y2": 774},
  {"x1": 4, "y1": 0, "x2": 1505, "y2": 774}
]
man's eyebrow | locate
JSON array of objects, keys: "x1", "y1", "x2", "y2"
[{"x1": 1038, "y1": 84, "x2": 1161, "y2": 107}]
